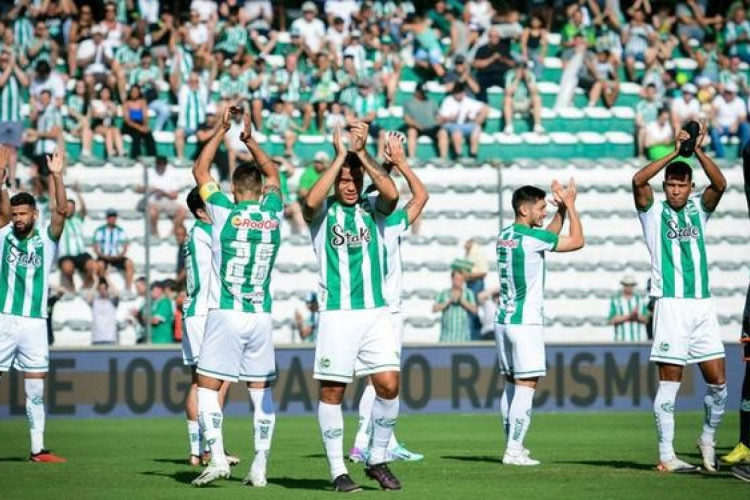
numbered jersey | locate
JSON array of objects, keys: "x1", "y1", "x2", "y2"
[
  {"x1": 182, "y1": 220, "x2": 212, "y2": 318},
  {"x1": 200, "y1": 183, "x2": 282, "y2": 313}
]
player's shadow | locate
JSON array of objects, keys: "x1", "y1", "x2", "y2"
[
  {"x1": 153, "y1": 458, "x2": 192, "y2": 465},
  {"x1": 555, "y1": 460, "x2": 656, "y2": 471},
  {"x1": 442, "y1": 455, "x2": 503, "y2": 464},
  {"x1": 140, "y1": 470, "x2": 242, "y2": 485},
  {"x1": 269, "y1": 477, "x2": 367, "y2": 491},
  {"x1": 0, "y1": 457, "x2": 28, "y2": 462}
]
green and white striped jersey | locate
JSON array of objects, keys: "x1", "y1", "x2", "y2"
[
  {"x1": 436, "y1": 287, "x2": 475, "y2": 342},
  {"x1": 34, "y1": 105, "x2": 63, "y2": 156},
  {"x1": 0, "y1": 224, "x2": 59, "y2": 318},
  {"x1": 0, "y1": 73, "x2": 23, "y2": 122},
  {"x1": 93, "y1": 224, "x2": 128, "y2": 256},
  {"x1": 308, "y1": 195, "x2": 387, "y2": 311},
  {"x1": 496, "y1": 224, "x2": 559, "y2": 325},
  {"x1": 383, "y1": 209, "x2": 409, "y2": 313},
  {"x1": 177, "y1": 84, "x2": 208, "y2": 131},
  {"x1": 200, "y1": 183, "x2": 283, "y2": 313},
  {"x1": 59, "y1": 214, "x2": 87, "y2": 257},
  {"x1": 183, "y1": 220, "x2": 212, "y2": 318},
  {"x1": 274, "y1": 68, "x2": 303, "y2": 102},
  {"x1": 638, "y1": 197, "x2": 712, "y2": 299},
  {"x1": 129, "y1": 65, "x2": 162, "y2": 88},
  {"x1": 216, "y1": 25, "x2": 248, "y2": 54},
  {"x1": 13, "y1": 17, "x2": 34, "y2": 52},
  {"x1": 608, "y1": 293, "x2": 649, "y2": 341},
  {"x1": 114, "y1": 44, "x2": 142, "y2": 67},
  {"x1": 219, "y1": 71, "x2": 250, "y2": 99}
]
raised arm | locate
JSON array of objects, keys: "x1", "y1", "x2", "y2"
[
  {"x1": 192, "y1": 105, "x2": 232, "y2": 187},
  {"x1": 351, "y1": 122, "x2": 399, "y2": 215},
  {"x1": 46, "y1": 149, "x2": 68, "y2": 240},
  {"x1": 545, "y1": 179, "x2": 567, "y2": 234},
  {"x1": 302, "y1": 124, "x2": 347, "y2": 222},
  {"x1": 0, "y1": 147, "x2": 10, "y2": 226},
  {"x1": 554, "y1": 178, "x2": 584, "y2": 252},
  {"x1": 385, "y1": 134, "x2": 428, "y2": 224},
  {"x1": 239, "y1": 113, "x2": 280, "y2": 193},
  {"x1": 632, "y1": 130, "x2": 686, "y2": 210},
  {"x1": 694, "y1": 122, "x2": 726, "y2": 212},
  {"x1": 74, "y1": 182, "x2": 87, "y2": 218}
]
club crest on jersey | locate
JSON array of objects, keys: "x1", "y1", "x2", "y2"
[
  {"x1": 665, "y1": 219, "x2": 700, "y2": 241},
  {"x1": 6, "y1": 247, "x2": 42, "y2": 267},
  {"x1": 330, "y1": 223, "x2": 371, "y2": 247},
  {"x1": 231, "y1": 215, "x2": 279, "y2": 231}
]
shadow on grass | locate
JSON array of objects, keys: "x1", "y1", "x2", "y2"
[
  {"x1": 302, "y1": 453, "x2": 326, "y2": 459},
  {"x1": 0, "y1": 457, "x2": 29, "y2": 462},
  {"x1": 153, "y1": 458, "x2": 192, "y2": 465},
  {"x1": 268, "y1": 477, "x2": 358, "y2": 491},
  {"x1": 441, "y1": 455, "x2": 502, "y2": 464},
  {"x1": 140, "y1": 470, "x2": 242, "y2": 486},
  {"x1": 555, "y1": 460, "x2": 656, "y2": 471}
]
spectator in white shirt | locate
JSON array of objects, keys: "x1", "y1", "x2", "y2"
[
  {"x1": 29, "y1": 60, "x2": 65, "y2": 108},
  {"x1": 644, "y1": 107, "x2": 675, "y2": 160},
  {"x1": 88, "y1": 279, "x2": 120, "y2": 345},
  {"x1": 438, "y1": 83, "x2": 488, "y2": 159},
  {"x1": 670, "y1": 83, "x2": 700, "y2": 133},
  {"x1": 326, "y1": 16, "x2": 349, "y2": 64},
  {"x1": 291, "y1": 2, "x2": 327, "y2": 55},
  {"x1": 709, "y1": 82, "x2": 750, "y2": 158},
  {"x1": 325, "y1": 0, "x2": 361, "y2": 29},
  {"x1": 135, "y1": 156, "x2": 188, "y2": 237}
]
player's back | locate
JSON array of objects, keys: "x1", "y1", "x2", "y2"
[{"x1": 183, "y1": 220, "x2": 213, "y2": 318}]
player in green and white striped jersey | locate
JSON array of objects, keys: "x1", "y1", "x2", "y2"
[
  {"x1": 302, "y1": 123, "x2": 403, "y2": 492},
  {"x1": 0, "y1": 147, "x2": 68, "y2": 463},
  {"x1": 633, "y1": 124, "x2": 728, "y2": 473},
  {"x1": 608, "y1": 275, "x2": 649, "y2": 342},
  {"x1": 495, "y1": 181, "x2": 584, "y2": 466},
  {"x1": 191, "y1": 106, "x2": 281, "y2": 488},
  {"x1": 351, "y1": 133, "x2": 429, "y2": 464}
]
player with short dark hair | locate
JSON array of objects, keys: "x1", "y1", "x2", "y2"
[{"x1": 632, "y1": 122, "x2": 728, "y2": 473}]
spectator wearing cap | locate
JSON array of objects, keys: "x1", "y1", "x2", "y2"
[
  {"x1": 520, "y1": 13, "x2": 548, "y2": 81},
  {"x1": 671, "y1": 83, "x2": 700, "y2": 133},
  {"x1": 298, "y1": 151, "x2": 330, "y2": 203},
  {"x1": 295, "y1": 292, "x2": 320, "y2": 343},
  {"x1": 403, "y1": 12, "x2": 446, "y2": 78},
  {"x1": 725, "y1": 7, "x2": 750, "y2": 64},
  {"x1": 93, "y1": 209, "x2": 135, "y2": 291},
  {"x1": 403, "y1": 82, "x2": 446, "y2": 159},
  {"x1": 635, "y1": 83, "x2": 661, "y2": 157},
  {"x1": 129, "y1": 51, "x2": 170, "y2": 132},
  {"x1": 644, "y1": 107, "x2": 675, "y2": 160},
  {"x1": 326, "y1": 16, "x2": 349, "y2": 63},
  {"x1": 213, "y1": 6, "x2": 247, "y2": 68},
  {"x1": 292, "y1": 2, "x2": 327, "y2": 55},
  {"x1": 80, "y1": 25, "x2": 117, "y2": 95},
  {"x1": 437, "y1": 83, "x2": 488, "y2": 159},
  {"x1": 710, "y1": 81, "x2": 750, "y2": 158},
  {"x1": 473, "y1": 26, "x2": 515, "y2": 103},
  {"x1": 608, "y1": 275, "x2": 649, "y2": 342},
  {"x1": 122, "y1": 84, "x2": 157, "y2": 159},
  {"x1": 175, "y1": 71, "x2": 209, "y2": 161},
  {"x1": 273, "y1": 53, "x2": 314, "y2": 132},
  {"x1": 443, "y1": 55, "x2": 480, "y2": 97},
  {"x1": 503, "y1": 61, "x2": 543, "y2": 134},
  {"x1": 25, "y1": 89, "x2": 62, "y2": 177},
  {"x1": 346, "y1": 77, "x2": 386, "y2": 157},
  {"x1": 135, "y1": 156, "x2": 188, "y2": 237},
  {"x1": 0, "y1": 49, "x2": 29, "y2": 187},
  {"x1": 144, "y1": 281, "x2": 175, "y2": 344}
]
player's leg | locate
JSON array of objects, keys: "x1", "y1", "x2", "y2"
[
  {"x1": 653, "y1": 363, "x2": 691, "y2": 471},
  {"x1": 500, "y1": 375, "x2": 515, "y2": 439},
  {"x1": 351, "y1": 378, "x2": 375, "y2": 462},
  {"x1": 182, "y1": 316, "x2": 202, "y2": 465},
  {"x1": 495, "y1": 324, "x2": 515, "y2": 439}
]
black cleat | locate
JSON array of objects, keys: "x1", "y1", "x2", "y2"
[
  {"x1": 365, "y1": 462, "x2": 402, "y2": 490},
  {"x1": 733, "y1": 464, "x2": 750, "y2": 483},
  {"x1": 333, "y1": 473, "x2": 362, "y2": 492}
]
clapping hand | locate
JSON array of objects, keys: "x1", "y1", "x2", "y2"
[
  {"x1": 350, "y1": 122, "x2": 369, "y2": 153},
  {"x1": 332, "y1": 123, "x2": 346, "y2": 159}
]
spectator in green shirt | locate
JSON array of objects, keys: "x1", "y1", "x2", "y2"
[
  {"x1": 147, "y1": 281, "x2": 175, "y2": 344},
  {"x1": 433, "y1": 271, "x2": 478, "y2": 343},
  {"x1": 297, "y1": 151, "x2": 329, "y2": 203}
]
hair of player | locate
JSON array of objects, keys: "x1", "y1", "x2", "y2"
[
  {"x1": 232, "y1": 162, "x2": 263, "y2": 194},
  {"x1": 512, "y1": 185, "x2": 546, "y2": 215},
  {"x1": 343, "y1": 151, "x2": 364, "y2": 171},
  {"x1": 10, "y1": 192, "x2": 37, "y2": 208},
  {"x1": 186, "y1": 187, "x2": 205, "y2": 218},
  {"x1": 665, "y1": 161, "x2": 693, "y2": 182}
]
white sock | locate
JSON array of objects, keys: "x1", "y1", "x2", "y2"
[
  {"x1": 700, "y1": 383, "x2": 727, "y2": 444},
  {"x1": 506, "y1": 385, "x2": 534, "y2": 452},
  {"x1": 187, "y1": 420, "x2": 200, "y2": 456},
  {"x1": 318, "y1": 402, "x2": 347, "y2": 480},
  {"x1": 387, "y1": 430, "x2": 399, "y2": 452},
  {"x1": 249, "y1": 388, "x2": 276, "y2": 455},
  {"x1": 500, "y1": 382, "x2": 516, "y2": 440},
  {"x1": 197, "y1": 387, "x2": 227, "y2": 467},
  {"x1": 654, "y1": 381, "x2": 681, "y2": 462},
  {"x1": 26, "y1": 379, "x2": 46, "y2": 454},
  {"x1": 368, "y1": 396, "x2": 399, "y2": 465},
  {"x1": 354, "y1": 385, "x2": 376, "y2": 450}
]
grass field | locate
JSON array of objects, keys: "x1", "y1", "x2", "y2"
[{"x1": 0, "y1": 412, "x2": 746, "y2": 499}]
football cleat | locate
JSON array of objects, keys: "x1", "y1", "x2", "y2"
[
  {"x1": 721, "y1": 442, "x2": 750, "y2": 465},
  {"x1": 732, "y1": 464, "x2": 750, "y2": 483},
  {"x1": 657, "y1": 457, "x2": 700, "y2": 474},
  {"x1": 365, "y1": 462, "x2": 402, "y2": 490},
  {"x1": 242, "y1": 451, "x2": 268, "y2": 487},
  {"x1": 696, "y1": 439, "x2": 719, "y2": 472},
  {"x1": 192, "y1": 463, "x2": 231, "y2": 487},
  {"x1": 387, "y1": 444, "x2": 424, "y2": 462},
  {"x1": 348, "y1": 447, "x2": 369, "y2": 463},
  {"x1": 502, "y1": 448, "x2": 540, "y2": 466},
  {"x1": 29, "y1": 450, "x2": 67, "y2": 463},
  {"x1": 332, "y1": 473, "x2": 362, "y2": 493}
]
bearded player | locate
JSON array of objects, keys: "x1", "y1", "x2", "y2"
[
  {"x1": 350, "y1": 132, "x2": 428, "y2": 463},
  {"x1": 633, "y1": 123, "x2": 727, "y2": 473},
  {"x1": 0, "y1": 146, "x2": 68, "y2": 462}
]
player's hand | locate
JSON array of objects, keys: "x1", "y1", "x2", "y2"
[
  {"x1": 695, "y1": 119, "x2": 708, "y2": 149},
  {"x1": 350, "y1": 122, "x2": 369, "y2": 153},
  {"x1": 674, "y1": 129, "x2": 689, "y2": 152},
  {"x1": 450, "y1": 288, "x2": 462, "y2": 302},
  {"x1": 0, "y1": 145, "x2": 10, "y2": 170},
  {"x1": 46, "y1": 148, "x2": 65, "y2": 175},
  {"x1": 384, "y1": 131, "x2": 406, "y2": 166},
  {"x1": 562, "y1": 177, "x2": 577, "y2": 205},
  {"x1": 222, "y1": 104, "x2": 240, "y2": 133},
  {"x1": 551, "y1": 179, "x2": 565, "y2": 208},
  {"x1": 332, "y1": 123, "x2": 346, "y2": 159},
  {"x1": 239, "y1": 112, "x2": 255, "y2": 144}
]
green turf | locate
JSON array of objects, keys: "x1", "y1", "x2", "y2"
[{"x1": 0, "y1": 412, "x2": 745, "y2": 499}]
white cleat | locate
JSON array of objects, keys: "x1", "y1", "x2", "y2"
[
  {"x1": 243, "y1": 451, "x2": 268, "y2": 487},
  {"x1": 657, "y1": 456, "x2": 700, "y2": 474},
  {"x1": 696, "y1": 439, "x2": 719, "y2": 472},
  {"x1": 192, "y1": 463, "x2": 231, "y2": 487},
  {"x1": 503, "y1": 448, "x2": 540, "y2": 466}
]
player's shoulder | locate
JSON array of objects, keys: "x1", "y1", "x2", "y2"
[
  {"x1": 514, "y1": 224, "x2": 557, "y2": 244},
  {"x1": 385, "y1": 208, "x2": 408, "y2": 227}
]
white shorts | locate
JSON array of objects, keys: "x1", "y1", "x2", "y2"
[
  {"x1": 494, "y1": 324, "x2": 546, "y2": 378},
  {"x1": 390, "y1": 311, "x2": 404, "y2": 350},
  {"x1": 196, "y1": 310, "x2": 276, "y2": 383},
  {"x1": 182, "y1": 315, "x2": 207, "y2": 366},
  {"x1": 650, "y1": 298, "x2": 725, "y2": 365},
  {"x1": 0, "y1": 313, "x2": 49, "y2": 373},
  {"x1": 314, "y1": 308, "x2": 400, "y2": 383}
]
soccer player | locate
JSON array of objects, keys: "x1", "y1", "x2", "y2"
[
  {"x1": 302, "y1": 123, "x2": 402, "y2": 492},
  {"x1": 191, "y1": 106, "x2": 281, "y2": 487},
  {"x1": 0, "y1": 146, "x2": 67, "y2": 462},
  {"x1": 632, "y1": 123, "x2": 728, "y2": 473},
  {"x1": 182, "y1": 187, "x2": 236, "y2": 467},
  {"x1": 724, "y1": 142, "x2": 750, "y2": 466},
  {"x1": 495, "y1": 180, "x2": 584, "y2": 465},
  {"x1": 350, "y1": 133, "x2": 429, "y2": 463}
]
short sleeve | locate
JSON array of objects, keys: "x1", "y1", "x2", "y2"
[
  {"x1": 200, "y1": 182, "x2": 233, "y2": 225},
  {"x1": 118, "y1": 227, "x2": 129, "y2": 244},
  {"x1": 261, "y1": 191, "x2": 284, "y2": 215},
  {"x1": 385, "y1": 208, "x2": 409, "y2": 232},
  {"x1": 463, "y1": 289, "x2": 476, "y2": 305},
  {"x1": 608, "y1": 297, "x2": 617, "y2": 320},
  {"x1": 694, "y1": 195, "x2": 712, "y2": 225},
  {"x1": 527, "y1": 228, "x2": 558, "y2": 252}
]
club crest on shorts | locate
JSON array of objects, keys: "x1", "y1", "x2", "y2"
[
  {"x1": 318, "y1": 356, "x2": 331, "y2": 369},
  {"x1": 658, "y1": 342, "x2": 670, "y2": 352}
]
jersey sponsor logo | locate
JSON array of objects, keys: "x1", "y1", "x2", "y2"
[
  {"x1": 665, "y1": 219, "x2": 700, "y2": 241},
  {"x1": 330, "y1": 223, "x2": 371, "y2": 247},
  {"x1": 238, "y1": 290, "x2": 265, "y2": 304},
  {"x1": 6, "y1": 246, "x2": 43, "y2": 268},
  {"x1": 497, "y1": 238, "x2": 519, "y2": 249},
  {"x1": 230, "y1": 216, "x2": 279, "y2": 231}
]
